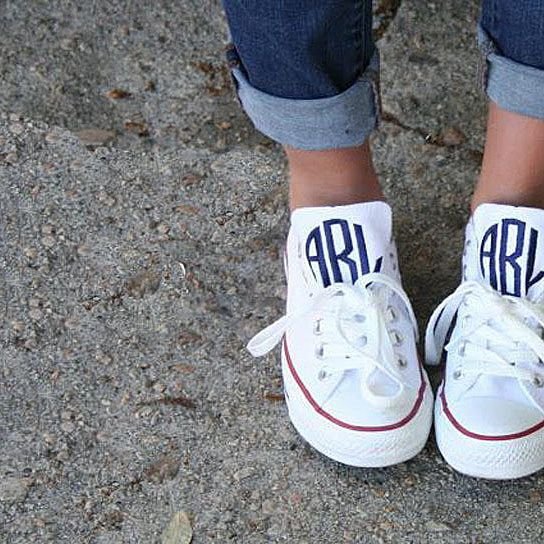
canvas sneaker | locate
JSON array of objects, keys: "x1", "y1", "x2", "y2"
[
  {"x1": 427, "y1": 203, "x2": 544, "y2": 479},
  {"x1": 248, "y1": 201, "x2": 433, "y2": 467}
]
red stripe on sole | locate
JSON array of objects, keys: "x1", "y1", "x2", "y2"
[
  {"x1": 283, "y1": 337, "x2": 426, "y2": 432},
  {"x1": 440, "y1": 380, "x2": 544, "y2": 441}
]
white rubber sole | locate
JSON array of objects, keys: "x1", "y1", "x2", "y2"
[
  {"x1": 282, "y1": 357, "x2": 434, "y2": 467},
  {"x1": 435, "y1": 388, "x2": 544, "y2": 480}
]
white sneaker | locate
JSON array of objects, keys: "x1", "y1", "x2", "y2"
[
  {"x1": 427, "y1": 204, "x2": 544, "y2": 479},
  {"x1": 248, "y1": 201, "x2": 433, "y2": 467}
]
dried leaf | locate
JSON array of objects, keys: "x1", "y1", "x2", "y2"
[
  {"x1": 144, "y1": 454, "x2": 180, "y2": 483},
  {"x1": 124, "y1": 120, "x2": 150, "y2": 136},
  {"x1": 144, "y1": 80, "x2": 157, "y2": 92},
  {"x1": 126, "y1": 270, "x2": 161, "y2": 298},
  {"x1": 101, "y1": 510, "x2": 124, "y2": 529},
  {"x1": 140, "y1": 396, "x2": 196, "y2": 409},
  {"x1": 161, "y1": 511, "x2": 192, "y2": 544},
  {"x1": 181, "y1": 173, "x2": 202, "y2": 187},
  {"x1": 177, "y1": 330, "x2": 202, "y2": 346},
  {"x1": 192, "y1": 61, "x2": 215, "y2": 75},
  {"x1": 170, "y1": 363, "x2": 196, "y2": 373},
  {"x1": 191, "y1": 61, "x2": 231, "y2": 96},
  {"x1": 375, "y1": 0, "x2": 400, "y2": 14},
  {"x1": 216, "y1": 121, "x2": 232, "y2": 130},
  {"x1": 438, "y1": 126, "x2": 466, "y2": 147},
  {"x1": 106, "y1": 88, "x2": 132, "y2": 99},
  {"x1": 159, "y1": 396, "x2": 195, "y2": 408},
  {"x1": 529, "y1": 489, "x2": 542, "y2": 503},
  {"x1": 263, "y1": 392, "x2": 285, "y2": 402},
  {"x1": 184, "y1": 272, "x2": 201, "y2": 289},
  {"x1": 173, "y1": 204, "x2": 199, "y2": 214}
]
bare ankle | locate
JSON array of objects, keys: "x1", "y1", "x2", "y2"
[
  {"x1": 473, "y1": 102, "x2": 544, "y2": 213},
  {"x1": 286, "y1": 141, "x2": 385, "y2": 210}
]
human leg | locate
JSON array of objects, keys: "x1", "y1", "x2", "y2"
[{"x1": 222, "y1": 1, "x2": 433, "y2": 466}]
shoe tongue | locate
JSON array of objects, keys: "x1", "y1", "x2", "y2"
[
  {"x1": 290, "y1": 201, "x2": 392, "y2": 287},
  {"x1": 472, "y1": 203, "x2": 544, "y2": 300}
]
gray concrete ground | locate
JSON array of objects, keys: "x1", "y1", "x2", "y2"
[{"x1": 1, "y1": 0, "x2": 543, "y2": 542}]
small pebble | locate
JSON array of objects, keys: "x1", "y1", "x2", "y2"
[
  {"x1": 29, "y1": 308, "x2": 43, "y2": 321},
  {"x1": 45, "y1": 131, "x2": 62, "y2": 143},
  {"x1": 41, "y1": 235, "x2": 56, "y2": 248},
  {"x1": 4, "y1": 152, "x2": 18, "y2": 164},
  {"x1": 60, "y1": 421, "x2": 75, "y2": 433},
  {"x1": 10, "y1": 123, "x2": 24, "y2": 135},
  {"x1": 76, "y1": 244, "x2": 90, "y2": 256},
  {"x1": 24, "y1": 247, "x2": 37, "y2": 259},
  {"x1": 261, "y1": 499, "x2": 275, "y2": 515},
  {"x1": 11, "y1": 320, "x2": 25, "y2": 333},
  {"x1": 425, "y1": 520, "x2": 452, "y2": 532}
]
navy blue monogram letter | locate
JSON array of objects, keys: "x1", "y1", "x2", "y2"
[
  {"x1": 480, "y1": 219, "x2": 544, "y2": 296},
  {"x1": 306, "y1": 220, "x2": 382, "y2": 286}
]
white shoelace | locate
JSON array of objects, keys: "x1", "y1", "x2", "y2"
[
  {"x1": 425, "y1": 280, "x2": 544, "y2": 386},
  {"x1": 247, "y1": 272, "x2": 419, "y2": 407}
]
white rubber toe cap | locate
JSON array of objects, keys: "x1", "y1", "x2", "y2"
[{"x1": 436, "y1": 388, "x2": 544, "y2": 479}]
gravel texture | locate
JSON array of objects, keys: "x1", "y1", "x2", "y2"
[{"x1": 2, "y1": 1, "x2": 544, "y2": 543}]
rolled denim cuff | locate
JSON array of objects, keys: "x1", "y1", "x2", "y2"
[
  {"x1": 231, "y1": 51, "x2": 380, "y2": 151},
  {"x1": 478, "y1": 25, "x2": 544, "y2": 120}
]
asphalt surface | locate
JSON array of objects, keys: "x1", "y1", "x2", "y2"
[{"x1": 2, "y1": 1, "x2": 544, "y2": 543}]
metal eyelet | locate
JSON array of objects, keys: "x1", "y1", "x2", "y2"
[
  {"x1": 390, "y1": 330, "x2": 403, "y2": 346},
  {"x1": 397, "y1": 356, "x2": 408, "y2": 369},
  {"x1": 458, "y1": 341, "x2": 467, "y2": 357},
  {"x1": 453, "y1": 369, "x2": 463, "y2": 380},
  {"x1": 360, "y1": 335, "x2": 368, "y2": 347},
  {"x1": 463, "y1": 240, "x2": 471, "y2": 258},
  {"x1": 315, "y1": 344, "x2": 325, "y2": 359},
  {"x1": 313, "y1": 319, "x2": 323, "y2": 336},
  {"x1": 385, "y1": 306, "x2": 397, "y2": 323},
  {"x1": 533, "y1": 375, "x2": 544, "y2": 388},
  {"x1": 317, "y1": 369, "x2": 328, "y2": 381}
]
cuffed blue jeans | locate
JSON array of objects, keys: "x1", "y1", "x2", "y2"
[{"x1": 222, "y1": 0, "x2": 544, "y2": 150}]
